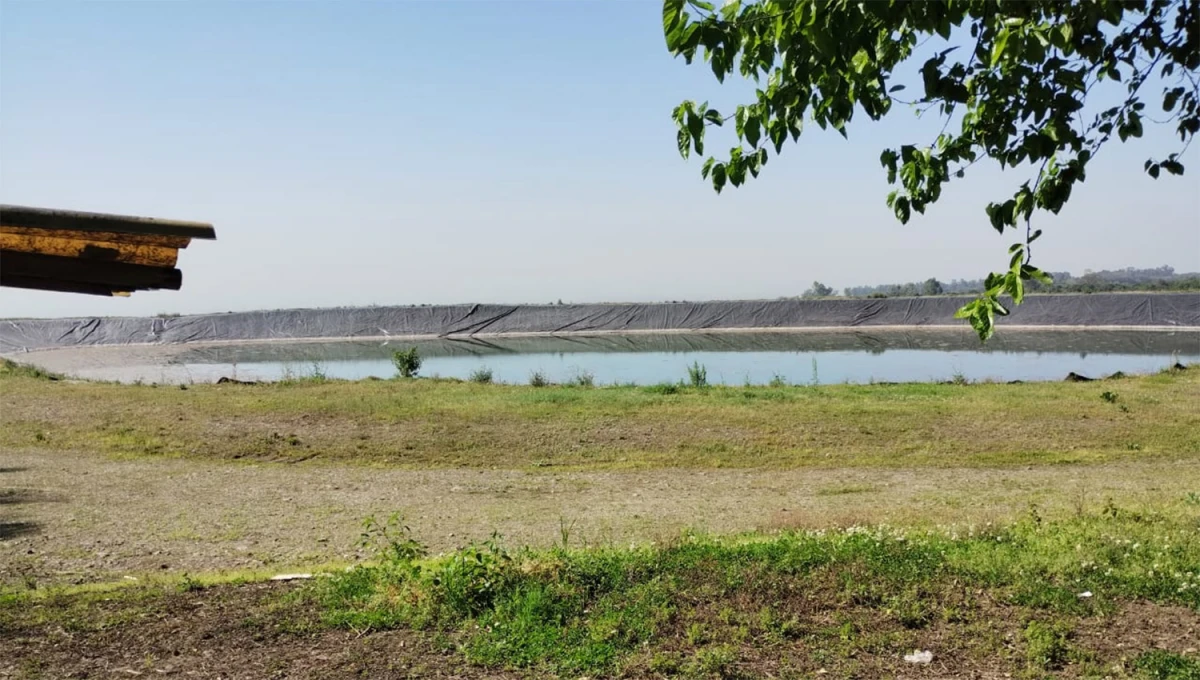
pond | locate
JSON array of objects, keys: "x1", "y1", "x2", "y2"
[{"x1": 98, "y1": 329, "x2": 1200, "y2": 385}]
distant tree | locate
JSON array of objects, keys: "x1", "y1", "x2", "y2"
[
  {"x1": 664, "y1": 0, "x2": 1198, "y2": 338},
  {"x1": 803, "y1": 281, "x2": 835, "y2": 298},
  {"x1": 922, "y1": 278, "x2": 945, "y2": 296}
]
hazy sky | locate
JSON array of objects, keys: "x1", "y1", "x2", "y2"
[{"x1": 2, "y1": 1, "x2": 1198, "y2": 319}]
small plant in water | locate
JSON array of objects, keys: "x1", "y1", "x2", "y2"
[
  {"x1": 528, "y1": 370, "x2": 549, "y2": 387},
  {"x1": 392, "y1": 347, "x2": 422, "y2": 379},
  {"x1": 687, "y1": 361, "x2": 708, "y2": 388},
  {"x1": 569, "y1": 369, "x2": 595, "y2": 387},
  {"x1": 769, "y1": 373, "x2": 787, "y2": 388},
  {"x1": 951, "y1": 371, "x2": 969, "y2": 386},
  {"x1": 309, "y1": 361, "x2": 328, "y2": 382},
  {"x1": 810, "y1": 357, "x2": 820, "y2": 386},
  {"x1": 469, "y1": 367, "x2": 494, "y2": 384}
]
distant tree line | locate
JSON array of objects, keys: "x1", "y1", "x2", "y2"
[{"x1": 825, "y1": 266, "x2": 1200, "y2": 299}]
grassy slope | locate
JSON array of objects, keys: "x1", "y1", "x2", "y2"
[
  {"x1": 5, "y1": 511, "x2": 1199, "y2": 679},
  {"x1": 3, "y1": 361, "x2": 1200, "y2": 677},
  {"x1": 313, "y1": 510, "x2": 1200, "y2": 678},
  {"x1": 1, "y1": 363, "x2": 1198, "y2": 469}
]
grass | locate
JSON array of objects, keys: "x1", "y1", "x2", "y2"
[
  {"x1": 468, "y1": 366, "x2": 494, "y2": 384},
  {"x1": 2, "y1": 363, "x2": 1197, "y2": 470},
  {"x1": 4, "y1": 508, "x2": 1199, "y2": 677},
  {"x1": 0, "y1": 358, "x2": 61, "y2": 381},
  {"x1": 307, "y1": 509, "x2": 1200, "y2": 676}
]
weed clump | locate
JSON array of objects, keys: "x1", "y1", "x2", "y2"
[
  {"x1": 568, "y1": 370, "x2": 594, "y2": 387},
  {"x1": 392, "y1": 348, "x2": 422, "y2": 379}
]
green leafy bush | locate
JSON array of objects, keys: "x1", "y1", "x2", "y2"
[{"x1": 392, "y1": 347, "x2": 422, "y2": 379}]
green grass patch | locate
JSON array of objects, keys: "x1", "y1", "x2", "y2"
[
  {"x1": 311, "y1": 510, "x2": 1200, "y2": 676},
  {"x1": 1132, "y1": 650, "x2": 1200, "y2": 679},
  {"x1": 0, "y1": 358, "x2": 62, "y2": 381},
  {"x1": 3, "y1": 367, "x2": 1197, "y2": 470}
]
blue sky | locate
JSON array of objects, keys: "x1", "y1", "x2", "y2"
[{"x1": 2, "y1": 1, "x2": 1197, "y2": 318}]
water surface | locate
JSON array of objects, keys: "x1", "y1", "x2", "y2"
[{"x1": 116, "y1": 329, "x2": 1200, "y2": 385}]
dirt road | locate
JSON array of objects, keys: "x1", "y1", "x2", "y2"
[{"x1": 4, "y1": 448, "x2": 1197, "y2": 588}]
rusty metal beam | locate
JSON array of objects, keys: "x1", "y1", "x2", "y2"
[
  {"x1": 0, "y1": 204, "x2": 215, "y2": 240},
  {"x1": 0, "y1": 204, "x2": 213, "y2": 296},
  {"x1": 0, "y1": 231, "x2": 180, "y2": 267}
]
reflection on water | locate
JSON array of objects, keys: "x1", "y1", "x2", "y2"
[{"x1": 57, "y1": 329, "x2": 1198, "y2": 385}]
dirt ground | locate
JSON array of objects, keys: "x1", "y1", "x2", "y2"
[
  {"x1": 4, "y1": 579, "x2": 1198, "y2": 680},
  {"x1": 3, "y1": 447, "x2": 1198, "y2": 588}
]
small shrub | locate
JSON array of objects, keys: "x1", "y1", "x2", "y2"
[
  {"x1": 528, "y1": 370, "x2": 549, "y2": 387},
  {"x1": 687, "y1": 361, "x2": 708, "y2": 388},
  {"x1": 951, "y1": 371, "x2": 969, "y2": 386},
  {"x1": 649, "y1": 652, "x2": 681, "y2": 674},
  {"x1": 359, "y1": 512, "x2": 427, "y2": 564},
  {"x1": 392, "y1": 347, "x2": 422, "y2": 379},
  {"x1": 569, "y1": 370, "x2": 595, "y2": 387},
  {"x1": 469, "y1": 367, "x2": 494, "y2": 384},
  {"x1": 428, "y1": 534, "x2": 512, "y2": 618},
  {"x1": 684, "y1": 645, "x2": 738, "y2": 678},
  {"x1": 769, "y1": 373, "x2": 787, "y2": 388},
  {"x1": 1024, "y1": 620, "x2": 1072, "y2": 671},
  {"x1": 1101, "y1": 391, "x2": 1120, "y2": 403},
  {"x1": 309, "y1": 361, "x2": 328, "y2": 382},
  {"x1": 644, "y1": 382, "x2": 680, "y2": 395}
]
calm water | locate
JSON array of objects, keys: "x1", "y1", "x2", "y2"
[{"x1": 128, "y1": 329, "x2": 1200, "y2": 385}]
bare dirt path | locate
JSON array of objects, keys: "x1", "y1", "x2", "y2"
[{"x1": 3, "y1": 448, "x2": 1197, "y2": 588}]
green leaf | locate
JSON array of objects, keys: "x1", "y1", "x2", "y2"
[
  {"x1": 700, "y1": 156, "x2": 716, "y2": 179},
  {"x1": 711, "y1": 162, "x2": 727, "y2": 193},
  {"x1": 1164, "y1": 87, "x2": 1183, "y2": 112},
  {"x1": 1128, "y1": 113, "x2": 1143, "y2": 139},
  {"x1": 704, "y1": 110, "x2": 724, "y2": 125},
  {"x1": 990, "y1": 28, "x2": 1010, "y2": 67},
  {"x1": 769, "y1": 119, "x2": 787, "y2": 153},
  {"x1": 1021, "y1": 265, "x2": 1053, "y2": 284},
  {"x1": 889, "y1": 84, "x2": 906, "y2": 93},
  {"x1": 677, "y1": 128, "x2": 691, "y2": 160},
  {"x1": 744, "y1": 114, "x2": 762, "y2": 148},
  {"x1": 1007, "y1": 273, "x2": 1025, "y2": 305},
  {"x1": 663, "y1": 0, "x2": 686, "y2": 44},
  {"x1": 1057, "y1": 23, "x2": 1073, "y2": 49},
  {"x1": 686, "y1": 112, "x2": 705, "y2": 154},
  {"x1": 689, "y1": 0, "x2": 714, "y2": 11}
]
